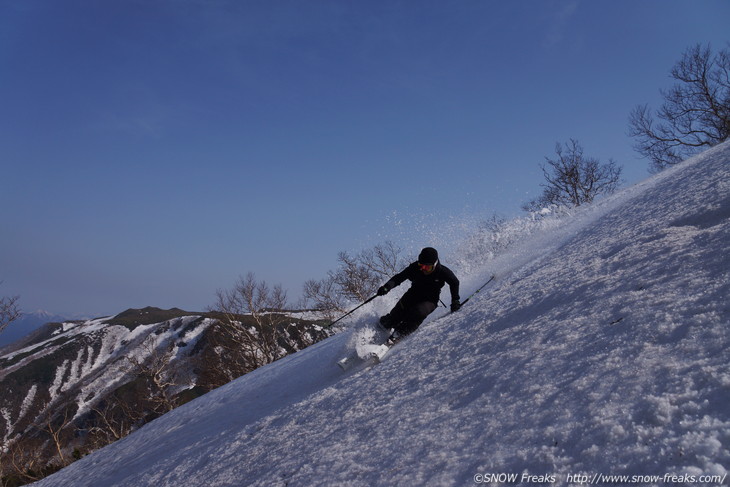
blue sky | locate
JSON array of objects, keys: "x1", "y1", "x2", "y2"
[{"x1": 1, "y1": 0, "x2": 728, "y2": 317}]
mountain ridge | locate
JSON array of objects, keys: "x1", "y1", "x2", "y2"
[{"x1": 0, "y1": 306, "x2": 330, "y2": 484}]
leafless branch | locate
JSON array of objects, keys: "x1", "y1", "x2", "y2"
[
  {"x1": 524, "y1": 139, "x2": 622, "y2": 211},
  {"x1": 0, "y1": 282, "x2": 20, "y2": 334},
  {"x1": 300, "y1": 242, "x2": 405, "y2": 318},
  {"x1": 629, "y1": 43, "x2": 730, "y2": 171},
  {"x1": 210, "y1": 273, "x2": 292, "y2": 375}
]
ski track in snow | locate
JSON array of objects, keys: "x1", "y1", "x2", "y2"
[{"x1": 32, "y1": 143, "x2": 730, "y2": 487}]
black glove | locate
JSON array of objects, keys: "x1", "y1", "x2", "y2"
[
  {"x1": 377, "y1": 284, "x2": 391, "y2": 296},
  {"x1": 450, "y1": 300, "x2": 461, "y2": 312}
]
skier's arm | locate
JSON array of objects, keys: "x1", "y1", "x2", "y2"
[
  {"x1": 377, "y1": 264, "x2": 415, "y2": 295},
  {"x1": 444, "y1": 267, "x2": 460, "y2": 303}
]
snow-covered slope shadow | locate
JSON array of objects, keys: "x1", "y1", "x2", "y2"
[{"x1": 34, "y1": 142, "x2": 730, "y2": 486}]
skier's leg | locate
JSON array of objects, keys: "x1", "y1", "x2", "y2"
[
  {"x1": 392, "y1": 301, "x2": 437, "y2": 337},
  {"x1": 379, "y1": 299, "x2": 406, "y2": 330}
]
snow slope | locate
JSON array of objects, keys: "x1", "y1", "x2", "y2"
[{"x1": 33, "y1": 143, "x2": 730, "y2": 486}]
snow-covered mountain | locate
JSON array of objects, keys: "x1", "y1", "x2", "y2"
[
  {"x1": 1, "y1": 308, "x2": 210, "y2": 440},
  {"x1": 32, "y1": 142, "x2": 730, "y2": 486},
  {"x1": 0, "y1": 306, "x2": 329, "y2": 480},
  {"x1": 0, "y1": 311, "x2": 71, "y2": 350}
]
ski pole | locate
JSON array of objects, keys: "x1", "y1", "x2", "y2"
[
  {"x1": 461, "y1": 275, "x2": 496, "y2": 306},
  {"x1": 325, "y1": 295, "x2": 378, "y2": 328},
  {"x1": 436, "y1": 275, "x2": 496, "y2": 319}
]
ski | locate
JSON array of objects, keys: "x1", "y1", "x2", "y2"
[
  {"x1": 369, "y1": 343, "x2": 391, "y2": 361},
  {"x1": 337, "y1": 343, "x2": 390, "y2": 371},
  {"x1": 337, "y1": 353, "x2": 358, "y2": 370}
]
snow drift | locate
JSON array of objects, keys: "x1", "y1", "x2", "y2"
[{"x1": 33, "y1": 143, "x2": 730, "y2": 486}]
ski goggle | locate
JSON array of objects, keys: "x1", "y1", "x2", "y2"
[{"x1": 418, "y1": 263, "x2": 435, "y2": 273}]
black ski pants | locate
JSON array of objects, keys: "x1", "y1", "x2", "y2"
[{"x1": 380, "y1": 298, "x2": 437, "y2": 336}]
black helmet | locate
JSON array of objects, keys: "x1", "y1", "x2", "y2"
[{"x1": 418, "y1": 247, "x2": 439, "y2": 265}]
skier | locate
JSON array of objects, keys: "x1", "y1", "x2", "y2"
[{"x1": 376, "y1": 247, "x2": 460, "y2": 344}]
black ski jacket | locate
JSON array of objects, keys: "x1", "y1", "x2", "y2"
[{"x1": 384, "y1": 262, "x2": 460, "y2": 306}]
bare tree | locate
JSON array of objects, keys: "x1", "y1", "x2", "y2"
[
  {"x1": 210, "y1": 273, "x2": 291, "y2": 374},
  {"x1": 1, "y1": 405, "x2": 77, "y2": 485},
  {"x1": 358, "y1": 241, "x2": 404, "y2": 284},
  {"x1": 0, "y1": 282, "x2": 20, "y2": 334},
  {"x1": 332, "y1": 251, "x2": 378, "y2": 303},
  {"x1": 39, "y1": 407, "x2": 75, "y2": 468},
  {"x1": 125, "y1": 338, "x2": 191, "y2": 416},
  {"x1": 301, "y1": 277, "x2": 344, "y2": 320},
  {"x1": 523, "y1": 139, "x2": 622, "y2": 211},
  {"x1": 301, "y1": 241, "x2": 405, "y2": 317},
  {"x1": 88, "y1": 392, "x2": 139, "y2": 449},
  {"x1": 629, "y1": 43, "x2": 730, "y2": 172},
  {"x1": 85, "y1": 336, "x2": 191, "y2": 452},
  {"x1": 2, "y1": 437, "x2": 46, "y2": 485}
]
